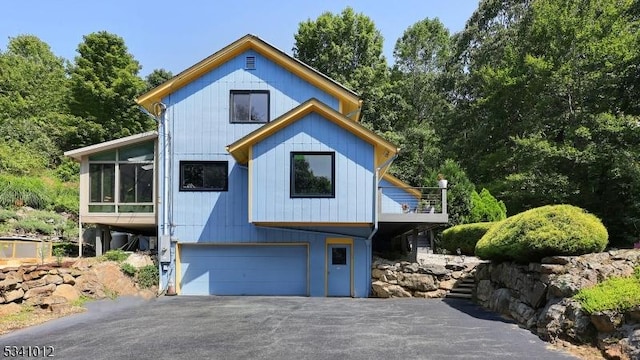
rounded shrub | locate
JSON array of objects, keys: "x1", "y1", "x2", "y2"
[
  {"x1": 441, "y1": 222, "x2": 496, "y2": 255},
  {"x1": 475, "y1": 204, "x2": 608, "y2": 263}
]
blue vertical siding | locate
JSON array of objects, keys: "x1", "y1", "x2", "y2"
[
  {"x1": 155, "y1": 48, "x2": 373, "y2": 297},
  {"x1": 251, "y1": 113, "x2": 374, "y2": 223},
  {"x1": 379, "y1": 178, "x2": 419, "y2": 214}
]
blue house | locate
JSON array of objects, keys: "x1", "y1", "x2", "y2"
[{"x1": 65, "y1": 35, "x2": 448, "y2": 297}]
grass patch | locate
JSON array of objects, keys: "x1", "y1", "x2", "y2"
[
  {"x1": 71, "y1": 295, "x2": 93, "y2": 307},
  {"x1": 574, "y1": 268, "x2": 640, "y2": 314},
  {"x1": 0, "y1": 175, "x2": 50, "y2": 208},
  {"x1": 102, "y1": 249, "x2": 130, "y2": 262},
  {"x1": 0, "y1": 209, "x2": 17, "y2": 223}
]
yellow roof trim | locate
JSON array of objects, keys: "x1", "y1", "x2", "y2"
[
  {"x1": 136, "y1": 34, "x2": 361, "y2": 119},
  {"x1": 382, "y1": 173, "x2": 422, "y2": 199},
  {"x1": 227, "y1": 99, "x2": 397, "y2": 167}
]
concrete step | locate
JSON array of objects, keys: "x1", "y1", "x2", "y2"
[
  {"x1": 457, "y1": 283, "x2": 475, "y2": 288},
  {"x1": 449, "y1": 287, "x2": 473, "y2": 294},
  {"x1": 446, "y1": 292, "x2": 472, "y2": 299}
]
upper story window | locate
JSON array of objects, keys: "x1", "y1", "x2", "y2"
[
  {"x1": 230, "y1": 90, "x2": 269, "y2": 123},
  {"x1": 290, "y1": 152, "x2": 335, "y2": 198},
  {"x1": 180, "y1": 161, "x2": 228, "y2": 192}
]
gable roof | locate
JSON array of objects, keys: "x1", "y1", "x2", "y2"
[
  {"x1": 227, "y1": 99, "x2": 397, "y2": 169},
  {"x1": 64, "y1": 131, "x2": 158, "y2": 161},
  {"x1": 136, "y1": 34, "x2": 362, "y2": 121}
]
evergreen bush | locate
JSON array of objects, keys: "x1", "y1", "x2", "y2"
[{"x1": 441, "y1": 222, "x2": 496, "y2": 255}]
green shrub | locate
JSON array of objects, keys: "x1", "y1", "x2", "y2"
[
  {"x1": 574, "y1": 275, "x2": 640, "y2": 314},
  {"x1": 441, "y1": 222, "x2": 496, "y2": 255},
  {"x1": 15, "y1": 218, "x2": 55, "y2": 235},
  {"x1": 0, "y1": 209, "x2": 17, "y2": 222},
  {"x1": 137, "y1": 265, "x2": 158, "y2": 289},
  {"x1": 469, "y1": 188, "x2": 507, "y2": 223},
  {"x1": 48, "y1": 183, "x2": 79, "y2": 216},
  {"x1": 475, "y1": 204, "x2": 608, "y2": 263},
  {"x1": 0, "y1": 175, "x2": 50, "y2": 209},
  {"x1": 103, "y1": 249, "x2": 130, "y2": 262},
  {"x1": 0, "y1": 140, "x2": 47, "y2": 176},
  {"x1": 53, "y1": 247, "x2": 66, "y2": 266},
  {"x1": 53, "y1": 242, "x2": 78, "y2": 257},
  {"x1": 120, "y1": 263, "x2": 137, "y2": 277}
]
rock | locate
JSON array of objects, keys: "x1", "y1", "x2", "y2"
[
  {"x1": 93, "y1": 262, "x2": 138, "y2": 296},
  {"x1": 628, "y1": 305, "x2": 640, "y2": 322},
  {"x1": 590, "y1": 311, "x2": 624, "y2": 333},
  {"x1": 0, "y1": 302, "x2": 21, "y2": 316},
  {"x1": 53, "y1": 284, "x2": 80, "y2": 302},
  {"x1": 403, "y1": 263, "x2": 419, "y2": 273},
  {"x1": 527, "y1": 281, "x2": 547, "y2": 308},
  {"x1": 377, "y1": 264, "x2": 391, "y2": 270},
  {"x1": 49, "y1": 303, "x2": 72, "y2": 314},
  {"x1": 371, "y1": 268, "x2": 386, "y2": 280},
  {"x1": 23, "y1": 283, "x2": 56, "y2": 299},
  {"x1": 621, "y1": 329, "x2": 640, "y2": 360},
  {"x1": 541, "y1": 256, "x2": 571, "y2": 265},
  {"x1": 509, "y1": 301, "x2": 536, "y2": 325},
  {"x1": 0, "y1": 276, "x2": 21, "y2": 290},
  {"x1": 23, "y1": 278, "x2": 47, "y2": 289},
  {"x1": 419, "y1": 264, "x2": 449, "y2": 277},
  {"x1": 419, "y1": 289, "x2": 447, "y2": 298},
  {"x1": 22, "y1": 270, "x2": 47, "y2": 281},
  {"x1": 3, "y1": 288, "x2": 25, "y2": 303},
  {"x1": 489, "y1": 288, "x2": 512, "y2": 314},
  {"x1": 371, "y1": 281, "x2": 411, "y2": 298},
  {"x1": 476, "y1": 280, "x2": 493, "y2": 302},
  {"x1": 72, "y1": 258, "x2": 95, "y2": 271},
  {"x1": 43, "y1": 274, "x2": 64, "y2": 285},
  {"x1": 42, "y1": 295, "x2": 67, "y2": 307},
  {"x1": 48, "y1": 269, "x2": 59, "y2": 275},
  {"x1": 540, "y1": 264, "x2": 566, "y2": 274},
  {"x1": 564, "y1": 300, "x2": 596, "y2": 343},
  {"x1": 547, "y1": 274, "x2": 593, "y2": 298},
  {"x1": 451, "y1": 271, "x2": 463, "y2": 279},
  {"x1": 62, "y1": 274, "x2": 76, "y2": 285},
  {"x1": 123, "y1": 253, "x2": 154, "y2": 268},
  {"x1": 438, "y1": 279, "x2": 457, "y2": 291},
  {"x1": 398, "y1": 273, "x2": 437, "y2": 292},
  {"x1": 384, "y1": 270, "x2": 397, "y2": 281},
  {"x1": 74, "y1": 273, "x2": 106, "y2": 298},
  {"x1": 445, "y1": 263, "x2": 465, "y2": 271},
  {"x1": 537, "y1": 300, "x2": 566, "y2": 341}
]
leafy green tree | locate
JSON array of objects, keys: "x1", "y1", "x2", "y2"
[
  {"x1": 145, "y1": 68, "x2": 173, "y2": 91},
  {"x1": 426, "y1": 159, "x2": 475, "y2": 226},
  {"x1": 293, "y1": 7, "x2": 390, "y2": 130},
  {"x1": 469, "y1": 188, "x2": 507, "y2": 223},
  {"x1": 68, "y1": 31, "x2": 153, "y2": 145}
]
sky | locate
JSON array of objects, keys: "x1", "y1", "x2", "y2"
[{"x1": 1, "y1": 1, "x2": 479, "y2": 76}]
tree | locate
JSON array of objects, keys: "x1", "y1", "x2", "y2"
[
  {"x1": 448, "y1": 0, "x2": 640, "y2": 246},
  {"x1": 469, "y1": 188, "x2": 507, "y2": 223},
  {"x1": 145, "y1": 68, "x2": 173, "y2": 91},
  {"x1": 68, "y1": 31, "x2": 153, "y2": 145},
  {"x1": 388, "y1": 18, "x2": 453, "y2": 185},
  {"x1": 293, "y1": 7, "x2": 390, "y2": 130},
  {"x1": 427, "y1": 159, "x2": 475, "y2": 226}
]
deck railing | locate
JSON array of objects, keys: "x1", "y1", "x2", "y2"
[{"x1": 378, "y1": 186, "x2": 447, "y2": 217}]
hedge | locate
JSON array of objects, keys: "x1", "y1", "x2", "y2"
[
  {"x1": 441, "y1": 222, "x2": 496, "y2": 255},
  {"x1": 475, "y1": 204, "x2": 608, "y2": 263}
]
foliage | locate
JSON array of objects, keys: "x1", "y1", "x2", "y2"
[
  {"x1": 449, "y1": 0, "x2": 640, "y2": 246},
  {"x1": 425, "y1": 159, "x2": 475, "y2": 226},
  {"x1": 0, "y1": 140, "x2": 48, "y2": 176},
  {"x1": 15, "y1": 218, "x2": 55, "y2": 235},
  {"x1": 52, "y1": 242, "x2": 78, "y2": 257},
  {"x1": 102, "y1": 249, "x2": 130, "y2": 262},
  {"x1": 137, "y1": 265, "x2": 159, "y2": 289},
  {"x1": 293, "y1": 7, "x2": 390, "y2": 130},
  {"x1": 145, "y1": 68, "x2": 173, "y2": 91},
  {"x1": 68, "y1": 31, "x2": 154, "y2": 145},
  {"x1": 71, "y1": 294, "x2": 93, "y2": 307},
  {"x1": 441, "y1": 222, "x2": 496, "y2": 255},
  {"x1": 0, "y1": 175, "x2": 49, "y2": 209},
  {"x1": 475, "y1": 204, "x2": 608, "y2": 263},
  {"x1": 52, "y1": 247, "x2": 65, "y2": 266},
  {"x1": 0, "y1": 209, "x2": 17, "y2": 223},
  {"x1": 469, "y1": 188, "x2": 507, "y2": 223},
  {"x1": 54, "y1": 158, "x2": 80, "y2": 183},
  {"x1": 120, "y1": 263, "x2": 137, "y2": 277},
  {"x1": 574, "y1": 272, "x2": 640, "y2": 314}
]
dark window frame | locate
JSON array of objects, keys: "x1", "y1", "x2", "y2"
[
  {"x1": 230, "y1": 90, "x2": 270, "y2": 123},
  {"x1": 290, "y1": 151, "x2": 335, "y2": 198},
  {"x1": 179, "y1": 161, "x2": 229, "y2": 192}
]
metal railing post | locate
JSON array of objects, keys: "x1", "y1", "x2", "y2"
[{"x1": 441, "y1": 188, "x2": 447, "y2": 215}]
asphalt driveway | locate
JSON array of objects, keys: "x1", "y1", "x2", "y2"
[{"x1": 0, "y1": 296, "x2": 577, "y2": 360}]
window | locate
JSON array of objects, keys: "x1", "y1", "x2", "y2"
[
  {"x1": 230, "y1": 90, "x2": 269, "y2": 123},
  {"x1": 87, "y1": 141, "x2": 155, "y2": 214},
  {"x1": 290, "y1": 152, "x2": 335, "y2": 198},
  {"x1": 180, "y1": 161, "x2": 228, "y2": 191},
  {"x1": 332, "y1": 247, "x2": 347, "y2": 265}
]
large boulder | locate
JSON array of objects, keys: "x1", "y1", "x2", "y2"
[
  {"x1": 123, "y1": 253, "x2": 154, "y2": 269},
  {"x1": 0, "y1": 302, "x2": 21, "y2": 316},
  {"x1": 398, "y1": 274, "x2": 437, "y2": 292},
  {"x1": 53, "y1": 284, "x2": 80, "y2": 302},
  {"x1": 475, "y1": 205, "x2": 608, "y2": 263}
]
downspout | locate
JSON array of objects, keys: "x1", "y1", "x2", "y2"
[{"x1": 366, "y1": 152, "x2": 399, "y2": 296}]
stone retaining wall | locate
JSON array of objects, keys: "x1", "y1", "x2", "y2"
[
  {"x1": 371, "y1": 257, "x2": 477, "y2": 298},
  {"x1": 0, "y1": 257, "x2": 153, "y2": 316},
  {"x1": 475, "y1": 250, "x2": 640, "y2": 359}
]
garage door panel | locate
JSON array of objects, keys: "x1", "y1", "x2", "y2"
[{"x1": 180, "y1": 245, "x2": 308, "y2": 296}]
